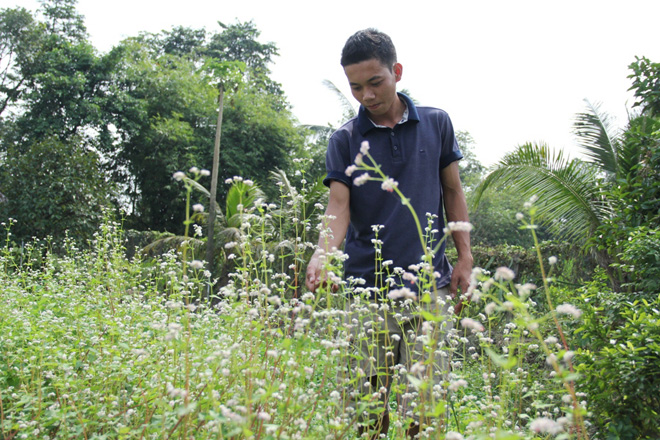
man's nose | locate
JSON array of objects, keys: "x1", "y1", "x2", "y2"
[{"x1": 362, "y1": 87, "x2": 375, "y2": 100}]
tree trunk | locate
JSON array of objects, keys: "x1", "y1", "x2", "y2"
[{"x1": 205, "y1": 84, "x2": 224, "y2": 301}]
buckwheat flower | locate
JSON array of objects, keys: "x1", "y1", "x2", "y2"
[
  {"x1": 354, "y1": 173, "x2": 370, "y2": 186},
  {"x1": 354, "y1": 153, "x2": 364, "y2": 165},
  {"x1": 345, "y1": 165, "x2": 358, "y2": 176},
  {"x1": 517, "y1": 283, "x2": 537, "y2": 296},
  {"x1": 173, "y1": 171, "x2": 185, "y2": 181},
  {"x1": 530, "y1": 417, "x2": 563, "y2": 434},
  {"x1": 200, "y1": 169, "x2": 210, "y2": 176},
  {"x1": 257, "y1": 411, "x2": 271, "y2": 421},
  {"x1": 360, "y1": 140, "x2": 370, "y2": 154},
  {"x1": 494, "y1": 266, "x2": 515, "y2": 281},
  {"x1": 563, "y1": 350, "x2": 575, "y2": 362},
  {"x1": 192, "y1": 203, "x2": 204, "y2": 212},
  {"x1": 244, "y1": 179, "x2": 254, "y2": 186},
  {"x1": 460, "y1": 317, "x2": 484, "y2": 332},
  {"x1": 524, "y1": 194, "x2": 539, "y2": 209},
  {"x1": 448, "y1": 379, "x2": 468, "y2": 392},
  {"x1": 189, "y1": 260, "x2": 204, "y2": 270},
  {"x1": 515, "y1": 212, "x2": 524, "y2": 221},
  {"x1": 387, "y1": 288, "x2": 416, "y2": 300},
  {"x1": 548, "y1": 256, "x2": 558, "y2": 265},
  {"x1": 545, "y1": 336, "x2": 558, "y2": 344},
  {"x1": 444, "y1": 221, "x2": 474, "y2": 233},
  {"x1": 402, "y1": 272, "x2": 417, "y2": 284},
  {"x1": 446, "y1": 432, "x2": 464, "y2": 440},
  {"x1": 189, "y1": 166, "x2": 200, "y2": 174},
  {"x1": 381, "y1": 177, "x2": 399, "y2": 192},
  {"x1": 556, "y1": 303, "x2": 582, "y2": 318},
  {"x1": 224, "y1": 178, "x2": 233, "y2": 184},
  {"x1": 485, "y1": 302, "x2": 497, "y2": 315}
]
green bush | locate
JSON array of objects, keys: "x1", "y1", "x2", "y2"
[{"x1": 575, "y1": 277, "x2": 660, "y2": 439}]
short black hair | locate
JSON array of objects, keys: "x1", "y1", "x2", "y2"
[{"x1": 340, "y1": 28, "x2": 397, "y2": 69}]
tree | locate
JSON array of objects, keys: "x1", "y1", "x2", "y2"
[
  {"x1": 0, "y1": 6, "x2": 42, "y2": 117},
  {"x1": 206, "y1": 20, "x2": 283, "y2": 101},
  {"x1": 108, "y1": 22, "x2": 304, "y2": 233},
  {"x1": 0, "y1": 136, "x2": 114, "y2": 243}
]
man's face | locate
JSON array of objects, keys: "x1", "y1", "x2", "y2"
[{"x1": 344, "y1": 58, "x2": 402, "y2": 117}]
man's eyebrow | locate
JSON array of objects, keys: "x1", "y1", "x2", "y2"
[{"x1": 349, "y1": 75, "x2": 383, "y2": 86}]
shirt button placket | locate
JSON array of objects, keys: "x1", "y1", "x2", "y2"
[{"x1": 390, "y1": 129, "x2": 402, "y2": 160}]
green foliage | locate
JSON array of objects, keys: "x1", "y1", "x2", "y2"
[
  {"x1": 0, "y1": 6, "x2": 42, "y2": 116},
  {"x1": 614, "y1": 227, "x2": 660, "y2": 297},
  {"x1": 575, "y1": 280, "x2": 660, "y2": 439},
  {"x1": 0, "y1": 136, "x2": 114, "y2": 243},
  {"x1": 628, "y1": 56, "x2": 660, "y2": 117},
  {"x1": 473, "y1": 143, "x2": 607, "y2": 243}
]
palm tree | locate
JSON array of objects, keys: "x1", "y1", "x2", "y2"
[{"x1": 471, "y1": 99, "x2": 631, "y2": 245}]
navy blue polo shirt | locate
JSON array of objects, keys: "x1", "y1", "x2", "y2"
[{"x1": 323, "y1": 93, "x2": 462, "y2": 294}]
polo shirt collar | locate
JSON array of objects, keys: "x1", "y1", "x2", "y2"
[{"x1": 356, "y1": 92, "x2": 420, "y2": 136}]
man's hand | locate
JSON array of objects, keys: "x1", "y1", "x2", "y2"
[
  {"x1": 305, "y1": 250, "x2": 339, "y2": 293},
  {"x1": 449, "y1": 256, "x2": 472, "y2": 315},
  {"x1": 305, "y1": 252, "x2": 324, "y2": 292}
]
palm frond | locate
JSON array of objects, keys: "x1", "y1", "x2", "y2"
[
  {"x1": 573, "y1": 99, "x2": 621, "y2": 177},
  {"x1": 472, "y1": 142, "x2": 610, "y2": 242},
  {"x1": 142, "y1": 235, "x2": 205, "y2": 257},
  {"x1": 322, "y1": 79, "x2": 356, "y2": 122}
]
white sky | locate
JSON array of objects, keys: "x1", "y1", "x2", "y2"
[{"x1": 7, "y1": 0, "x2": 660, "y2": 165}]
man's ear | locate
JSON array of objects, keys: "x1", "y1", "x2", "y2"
[{"x1": 393, "y1": 63, "x2": 403, "y2": 82}]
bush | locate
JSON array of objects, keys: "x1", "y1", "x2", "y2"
[{"x1": 575, "y1": 277, "x2": 660, "y2": 439}]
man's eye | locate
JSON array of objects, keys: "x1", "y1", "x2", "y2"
[{"x1": 372, "y1": 81, "x2": 382, "y2": 87}]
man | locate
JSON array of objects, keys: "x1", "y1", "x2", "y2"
[{"x1": 305, "y1": 28, "x2": 472, "y2": 439}]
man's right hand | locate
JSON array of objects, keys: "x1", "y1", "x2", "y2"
[
  {"x1": 305, "y1": 251, "x2": 339, "y2": 293},
  {"x1": 305, "y1": 253, "x2": 323, "y2": 292}
]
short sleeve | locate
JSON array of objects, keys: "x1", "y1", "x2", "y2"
[
  {"x1": 438, "y1": 112, "x2": 463, "y2": 170},
  {"x1": 323, "y1": 132, "x2": 353, "y2": 188}
]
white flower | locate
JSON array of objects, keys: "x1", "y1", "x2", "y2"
[
  {"x1": 360, "y1": 140, "x2": 370, "y2": 154},
  {"x1": 173, "y1": 171, "x2": 185, "y2": 181},
  {"x1": 485, "y1": 302, "x2": 497, "y2": 315},
  {"x1": 548, "y1": 256, "x2": 558, "y2": 265},
  {"x1": 354, "y1": 173, "x2": 370, "y2": 186},
  {"x1": 354, "y1": 153, "x2": 364, "y2": 165},
  {"x1": 556, "y1": 303, "x2": 582, "y2": 319},
  {"x1": 444, "y1": 221, "x2": 473, "y2": 233},
  {"x1": 524, "y1": 194, "x2": 539, "y2": 208},
  {"x1": 244, "y1": 179, "x2": 254, "y2": 186},
  {"x1": 530, "y1": 417, "x2": 563, "y2": 434},
  {"x1": 200, "y1": 169, "x2": 211, "y2": 176},
  {"x1": 517, "y1": 283, "x2": 537, "y2": 296},
  {"x1": 380, "y1": 178, "x2": 398, "y2": 192},
  {"x1": 448, "y1": 379, "x2": 468, "y2": 392},
  {"x1": 387, "y1": 287, "x2": 416, "y2": 300},
  {"x1": 494, "y1": 266, "x2": 515, "y2": 281},
  {"x1": 446, "y1": 432, "x2": 464, "y2": 440},
  {"x1": 257, "y1": 411, "x2": 271, "y2": 421},
  {"x1": 189, "y1": 260, "x2": 204, "y2": 270},
  {"x1": 192, "y1": 204, "x2": 205, "y2": 212},
  {"x1": 460, "y1": 317, "x2": 484, "y2": 332},
  {"x1": 345, "y1": 165, "x2": 358, "y2": 176},
  {"x1": 515, "y1": 212, "x2": 524, "y2": 220},
  {"x1": 189, "y1": 166, "x2": 200, "y2": 174}
]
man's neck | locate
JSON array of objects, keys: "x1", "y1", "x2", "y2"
[{"x1": 368, "y1": 95, "x2": 404, "y2": 129}]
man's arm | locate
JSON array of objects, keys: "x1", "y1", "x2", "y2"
[
  {"x1": 305, "y1": 181, "x2": 351, "y2": 292},
  {"x1": 441, "y1": 161, "x2": 473, "y2": 313}
]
